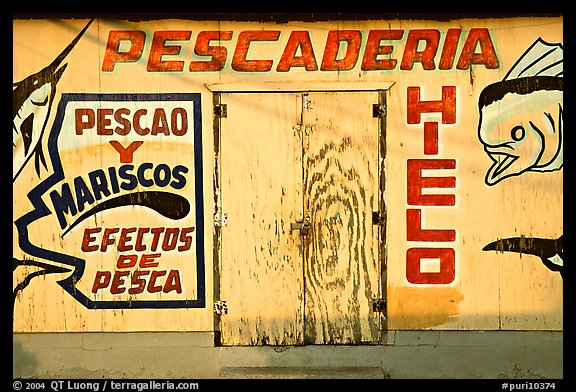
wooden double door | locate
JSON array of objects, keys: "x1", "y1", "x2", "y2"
[{"x1": 215, "y1": 90, "x2": 386, "y2": 345}]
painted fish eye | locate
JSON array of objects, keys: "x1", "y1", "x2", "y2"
[{"x1": 511, "y1": 125, "x2": 525, "y2": 141}]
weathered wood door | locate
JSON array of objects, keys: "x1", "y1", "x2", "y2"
[{"x1": 217, "y1": 91, "x2": 385, "y2": 345}]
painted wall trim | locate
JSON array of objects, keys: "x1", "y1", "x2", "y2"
[{"x1": 205, "y1": 81, "x2": 396, "y2": 93}]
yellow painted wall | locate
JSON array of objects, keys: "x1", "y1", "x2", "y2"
[{"x1": 13, "y1": 16, "x2": 562, "y2": 333}]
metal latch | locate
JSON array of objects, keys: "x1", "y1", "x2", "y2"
[
  {"x1": 290, "y1": 217, "x2": 311, "y2": 235},
  {"x1": 372, "y1": 211, "x2": 385, "y2": 225},
  {"x1": 372, "y1": 103, "x2": 386, "y2": 118},
  {"x1": 214, "y1": 300, "x2": 228, "y2": 315},
  {"x1": 372, "y1": 298, "x2": 386, "y2": 313},
  {"x1": 214, "y1": 104, "x2": 227, "y2": 118},
  {"x1": 214, "y1": 213, "x2": 228, "y2": 227}
]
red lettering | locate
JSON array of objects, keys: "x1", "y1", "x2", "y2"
[
  {"x1": 163, "y1": 270, "x2": 182, "y2": 294},
  {"x1": 101, "y1": 28, "x2": 500, "y2": 74},
  {"x1": 162, "y1": 228, "x2": 179, "y2": 251},
  {"x1": 129, "y1": 270, "x2": 149, "y2": 294},
  {"x1": 133, "y1": 109, "x2": 149, "y2": 135},
  {"x1": 405, "y1": 85, "x2": 459, "y2": 285},
  {"x1": 110, "y1": 270, "x2": 130, "y2": 294},
  {"x1": 117, "y1": 254, "x2": 137, "y2": 269},
  {"x1": 81, "y1": 227, "x2": 194, "y2": 252},
  {"x1": 423, "y1": 122, "x2": 439, "y2": 155},
  {"x1": 457, "y1": 28, "x2": 499, "y2": 69},
  {"x1": 406, "y1": 248, "x2": 455, "y2": 284},
  {"x1": 102, "y1": 30, "x2": 146, "y2": 72},
  {"x1": 178, "y1": 227, "x2": 195, "y2": 251},
  {"x1": 76, "y1": 107, "x2": 188, "y2": 138},
  {"x1": 439, "y1": 28, "x2": 461, "y2": 70},
  {"x1": 135, "y1": 227, "x2": 149, "y2": 251},
  {"x1": 150, "y1": 227, "x2": 165, "y2": 251},
  {"x1": 170, "y1": 108, "x2": 188, "y2": 136},
  {"x1": 101, "y1": 228, "x2": 119, "y2": 252},
  {"x1": 108, "y1": 141, "x2": 144, "y2": 164},
  {"x1": 151, "y1": 108, "x2": 170, "y2": 136},
  {"x1": 148, "y1": 270, "x2": 166, "y2": 293},
  {"x1": 321, "y1": 30, "x2": 362, "y2": 71},
  {"x1": 361, "y1": 30, "x2": 403, "y2": 71},
  {"x1": 75, "y1": 108, "x2": 95, "y2": 135},
  {"x1": 113, "y1": 108, "x2": 131, "y2": 135},
  {"x1": 116, "y1": 253, "x2": 161, "y2": 269},
  {"x1": 97, "y1": 109, "x2": 114, "y2": 135},
  {"x1": 94, "y1": 252, "x2": 184, "y2": 295},
  {"x1": 401, "y1": 29, "x2": 440, "y2": 70},
  {"x1": 82, "y1": 227, "x2": 101, "y2": 252},
  {"x1": 91, "y1": 271, "x2": 111, "y2": 293},
  {"x1": 147, "y1": 30, "x2": 191, "y2": 72},
  {"x1": 407, "y1": 86, "x2": 456, "y2": 124},
  {"x1": 407, "y1": 159, "x2": 456, "y2": 206},
  {"x1": 232, "y1": 30, "x2": 280, "y2": 72},
  {"x1": 139, "y1": 253, "x2": 161, "y2": 268},
  {"x1": 189, "y1": 30, "x2": 233, "y2": 72},
  {"x1": 406, "y1": 209, "x2": 456, "y2": 242},
  {"x1": 277, "y1": 31, "x2": 318, "y2": 72}
]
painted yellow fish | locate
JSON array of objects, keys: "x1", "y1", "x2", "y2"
[{"x1": 477, "y1": 38, "x2": 563, "y2": 186}]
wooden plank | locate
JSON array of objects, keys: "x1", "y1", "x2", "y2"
[
  {"x1": 302, "y1": 91, "x2": 381, "y2": 344},
  {"x1": 219, "y1": 92, "x2": 304, "y2": 345}
]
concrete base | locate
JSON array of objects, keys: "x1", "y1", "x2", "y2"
[
  {"x1": 220, "y1": 366, "x2": 387, "y2": 379},
  {"x1": 13, "y1": 331, "x2": 563, "y2": 379}
]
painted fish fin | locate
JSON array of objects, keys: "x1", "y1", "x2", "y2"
[
  {"x1": 33, "y1": 142, "x2": 48, "y2": 177},
  {"x1": 504, "y1": 38, "x2": 563, "y2": 80}
]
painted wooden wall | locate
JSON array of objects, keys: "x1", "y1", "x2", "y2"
[{"x1": 13, "y1": 15, "x2": 563, "y2": 337}]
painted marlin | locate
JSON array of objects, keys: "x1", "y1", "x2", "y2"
[
  {"x1": 477, "y1": 38, "x2": 563, "y2": 186},
  {"x1": 483, "y1": 235, "x2": 563, "y2": 278},
  {"x1": 13, "y1": 19, "x2": 93, "y2": 181},
  {"x1": 13, "y1": 19, "x2": 93, "y2": 307}
]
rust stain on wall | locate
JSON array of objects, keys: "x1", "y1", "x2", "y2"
[{"x1": 388, "y1": 286, "x2": 464, "y2": 329}]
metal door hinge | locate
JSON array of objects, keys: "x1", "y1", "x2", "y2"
[
  {"x1": 372, "y1": 211, "x2": 385, "y2": 225},
  {"x1": 214, "y1": 104, "x2": 227, "y2": 118},
  {"x1": 214, "y1": 213, "x2": 228, "y2": 227},
  {"x1": 372, "y1": 103, "x2": 386, "y2": 118},
  {"x1": 302, "y1": 93, "x2": 311, "y2": 110},
  {"x1": 214, "y1": 300, "x2": 228, "y2": 315},
  {"x1": 372, "y1": 298, "x2": 386, "y2": 313}
]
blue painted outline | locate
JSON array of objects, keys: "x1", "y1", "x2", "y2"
[{"x1": 14, "y1": 93, "x2": 205, "y2": 309}]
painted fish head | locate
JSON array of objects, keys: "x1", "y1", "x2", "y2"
[{"x1": 478, "y1": 88, "x2": 563, "y2": 186}]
